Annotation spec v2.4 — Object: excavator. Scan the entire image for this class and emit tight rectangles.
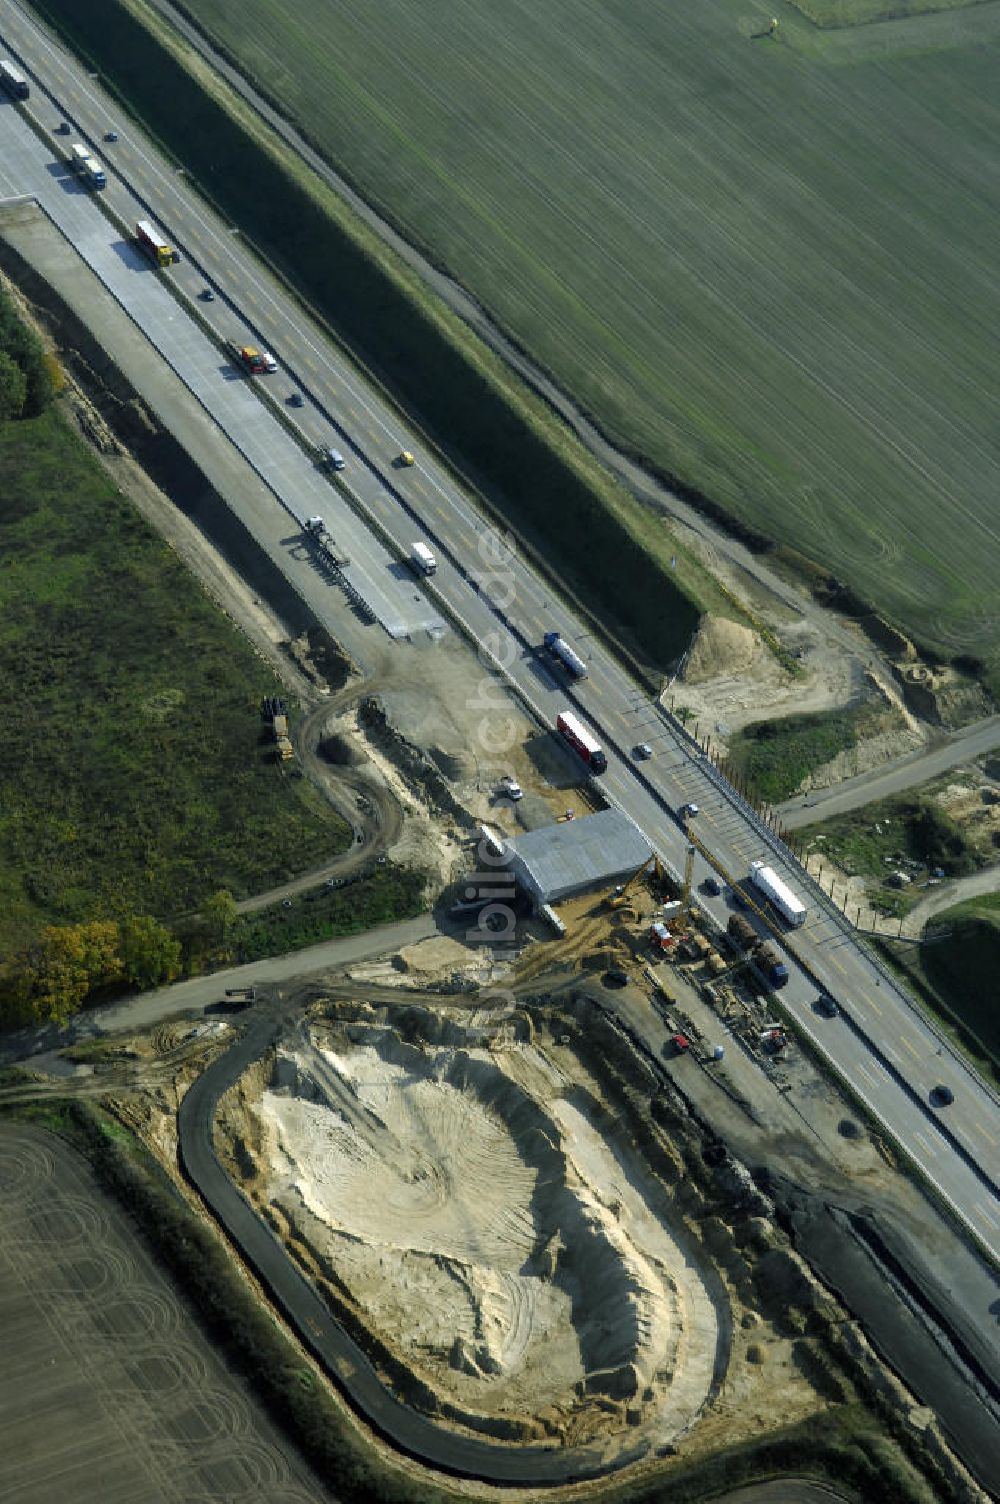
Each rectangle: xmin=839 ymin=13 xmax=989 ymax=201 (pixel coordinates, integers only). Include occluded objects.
xmin=607 ymin=854 xmax=667 ymax=910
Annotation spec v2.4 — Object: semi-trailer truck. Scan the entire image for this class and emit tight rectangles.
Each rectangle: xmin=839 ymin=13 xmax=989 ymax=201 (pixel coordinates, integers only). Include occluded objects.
xmin=556 ymin=711 xmax=607 ymax=774
xmin=0 ymin=60 xmax=29 ymax=99
xmin=754 ymin=944 xmax=790 ymax=990
xmin=227 ymin=340 xmax=277 ymax=374
xmin=543 ymin=631 xmax=588 ymax=679
xmin=135 ymin=219 xmax=180 ymax=266
xmin=69 ymin=142 xmax=106 ymax=189
xmin=727 ymin=913 xmax=789 ymax=988
xmin=304 ymin=515 xmax=349 ymax=569
xmin=410 ymin=541 xmax=437 ymax=576
xmin=749 ymin=860 xmax=806 ymax=927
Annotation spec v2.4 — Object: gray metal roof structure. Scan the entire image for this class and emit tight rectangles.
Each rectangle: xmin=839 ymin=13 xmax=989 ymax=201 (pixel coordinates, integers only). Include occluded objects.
xmin=503 ymin=809 xmax=651 ymax=907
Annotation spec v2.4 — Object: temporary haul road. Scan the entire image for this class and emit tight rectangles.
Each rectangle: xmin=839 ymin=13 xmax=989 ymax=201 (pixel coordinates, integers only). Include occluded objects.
xmin=0 ymin=2 xmax=998 ymax=1264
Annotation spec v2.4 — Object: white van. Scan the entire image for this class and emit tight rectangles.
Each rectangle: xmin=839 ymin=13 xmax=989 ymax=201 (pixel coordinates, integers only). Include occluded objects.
xmin=410 ymin=541 xmax=437 ymax=576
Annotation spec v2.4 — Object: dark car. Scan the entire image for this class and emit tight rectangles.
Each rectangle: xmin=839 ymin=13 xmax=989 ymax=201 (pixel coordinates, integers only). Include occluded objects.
xmin=288 ymin=392 xmax=304 ymax=407
xmin=930 ymin=1083 xmax=954 ymax=1107
xmin=702 ymin=876 xmax=722 ymax=897
xmin=815 ymin=995 xmax=838 ymax=1018
xmin=199 ymin=287 xmax=216 ymax=302
xmin=632 ymin=742 xmax=653 ymax=761
xmin=104 ymin=129 xmax=118 ymax=142
xmin=56 ymin=121 xmax=71 ymax=135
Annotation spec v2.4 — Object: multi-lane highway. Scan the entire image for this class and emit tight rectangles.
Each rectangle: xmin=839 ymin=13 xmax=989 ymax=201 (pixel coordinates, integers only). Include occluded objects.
xmin=0 ymin=0 xmax=997 ymax=1262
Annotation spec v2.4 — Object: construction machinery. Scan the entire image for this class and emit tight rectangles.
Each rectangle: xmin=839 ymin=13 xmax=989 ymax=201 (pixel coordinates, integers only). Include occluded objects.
xmin=725 ymin=914 xmax=789 ymax=988
xmin=608 ymin=854 xmax=666 ymax=909
xmin=305 ymin=514 xmax=350 ymax=569
xmin=272 ymin=713 xmax=294 ymax=762
xmin=680 ymin=843 xmax=696 ymax=921
xmin=261 ymin=697 xmax=294 ymax=762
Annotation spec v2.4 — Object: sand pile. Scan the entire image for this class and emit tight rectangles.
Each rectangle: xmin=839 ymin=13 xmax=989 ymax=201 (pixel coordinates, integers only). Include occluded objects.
xmin=239 ymin=1009 xmax=721 ymax=1446
xmin=682 ymin=615 xmax=757 ymax=684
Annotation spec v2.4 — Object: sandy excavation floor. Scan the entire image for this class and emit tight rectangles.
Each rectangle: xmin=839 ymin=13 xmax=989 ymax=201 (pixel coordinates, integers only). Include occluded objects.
xmin=221 ymin=1006 xmax=724 ymax=1448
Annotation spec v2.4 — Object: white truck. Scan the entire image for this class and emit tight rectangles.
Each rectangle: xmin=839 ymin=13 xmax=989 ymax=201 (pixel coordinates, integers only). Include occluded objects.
xmin=69 ymin=142 xmax=106 ymax=189
xmin=749 ymin=860 xmax=807 ymax=927
xmin=410 ymin=541 xmax=437 ymax=576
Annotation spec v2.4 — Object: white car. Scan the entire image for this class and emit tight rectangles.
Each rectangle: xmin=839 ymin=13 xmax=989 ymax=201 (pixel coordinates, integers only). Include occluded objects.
xmin=499 ymin=776 xmax=523 ymax=801
xmin=681 ymin=802 xmax=700 ymax=818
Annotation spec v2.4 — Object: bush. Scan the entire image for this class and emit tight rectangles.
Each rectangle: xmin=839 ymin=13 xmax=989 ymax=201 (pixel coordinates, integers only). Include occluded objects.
xmin=908 ymin=799 xmax=976 ymax=877
xmin=0 ymin=285 xmax=54 ymax=416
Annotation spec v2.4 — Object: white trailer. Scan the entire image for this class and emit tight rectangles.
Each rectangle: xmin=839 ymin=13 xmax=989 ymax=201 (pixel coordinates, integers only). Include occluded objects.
xmin=749 ymin=861 xmax=806 ymax=927
xmin=69 ymin=142 xmax=106 ymax=189
xmin=410 ymin=541 xmax=437 ymax=576
xmin=0 ymin=61 xmax=29 ymax=99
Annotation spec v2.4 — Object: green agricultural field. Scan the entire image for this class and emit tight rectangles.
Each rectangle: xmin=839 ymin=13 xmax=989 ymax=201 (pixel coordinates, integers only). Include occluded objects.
xmin=173 ymin=0 xmax=1000 ymax=689
xmin=0 ymin=409 xmax=349 ymax=953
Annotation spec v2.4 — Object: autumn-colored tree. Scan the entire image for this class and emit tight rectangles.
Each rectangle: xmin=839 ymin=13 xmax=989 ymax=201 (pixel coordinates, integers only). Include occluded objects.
xmin=119 ymin=915 xmax=182 ymax=990
xmin=17 ymin=921 xmax=123 ymax=1026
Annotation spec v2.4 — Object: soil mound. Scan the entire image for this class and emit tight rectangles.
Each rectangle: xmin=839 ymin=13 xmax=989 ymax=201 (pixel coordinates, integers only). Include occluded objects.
xmin=428 ymin=746 xmax=475 ymax=781
xmin=682 ymin=615 xmax=757 ymax=684
xmin=225 ymin=1007 xmax=722 ymax=1448
xmin=318 ymin=733 xmax=364 ymax=767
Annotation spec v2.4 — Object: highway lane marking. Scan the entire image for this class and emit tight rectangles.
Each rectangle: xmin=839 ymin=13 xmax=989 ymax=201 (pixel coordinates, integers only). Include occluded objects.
xmin=974 ymin=1200 xmax=999 ymax=1230
xmin=913 ymin=1131 xmax=933 ymax=1154
xmin=22 ymin=12 xmax=987 ymax=1191
xmin=900 ymin=1035 xmax=920 ymax=1059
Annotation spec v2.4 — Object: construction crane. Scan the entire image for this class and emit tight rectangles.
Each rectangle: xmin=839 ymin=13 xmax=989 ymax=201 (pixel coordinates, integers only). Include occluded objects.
xmin=681 ymin=843 xmax=696 ymax=918
xmin=608 ymin=854 xmax=664 ymax=909
xmin=684 ymin=824 xmax=758 ymax=911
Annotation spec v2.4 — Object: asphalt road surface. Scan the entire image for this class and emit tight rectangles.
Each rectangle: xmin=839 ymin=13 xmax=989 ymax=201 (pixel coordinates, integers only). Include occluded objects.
xmin=777 ymin=713 xmax=1000 ymax=830
xmin=0 ymin=0 xmax=997 ymax=1262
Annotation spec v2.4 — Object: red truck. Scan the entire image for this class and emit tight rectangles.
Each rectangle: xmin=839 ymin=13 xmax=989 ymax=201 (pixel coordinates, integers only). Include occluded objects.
xmin=228 ymin=340 xmax=277 ymax=375
xmin=556 ymin=710 xmax=607 ymax=774
xmin=135 ymin=218 xmax=180 ymax=267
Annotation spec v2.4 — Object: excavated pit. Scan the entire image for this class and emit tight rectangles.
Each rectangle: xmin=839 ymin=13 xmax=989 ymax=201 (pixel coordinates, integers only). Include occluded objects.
xmin=216 ymin=1005 xmax=724 ymax=1449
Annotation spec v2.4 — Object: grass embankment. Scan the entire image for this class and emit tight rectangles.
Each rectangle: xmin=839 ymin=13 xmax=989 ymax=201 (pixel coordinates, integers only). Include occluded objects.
xmin=726 ymin=704 xmax=883 ymax=804
xmin=32 ymin=0 xmax=722 ymax=678
xmin=108 ymin=0 xmax=1000 ymax=696
xmin=884 ymin=895 xmax=1000 ymax=1074
xmin=218 ymin=865 xmax=426 ymax=968
xmin=0 ymin=408 xmax=350 ymax=955
xmin=798 ymin=793 xmax=985 ymax=914
xmin=5 ymin=1097 xmax=937 ymax=1503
